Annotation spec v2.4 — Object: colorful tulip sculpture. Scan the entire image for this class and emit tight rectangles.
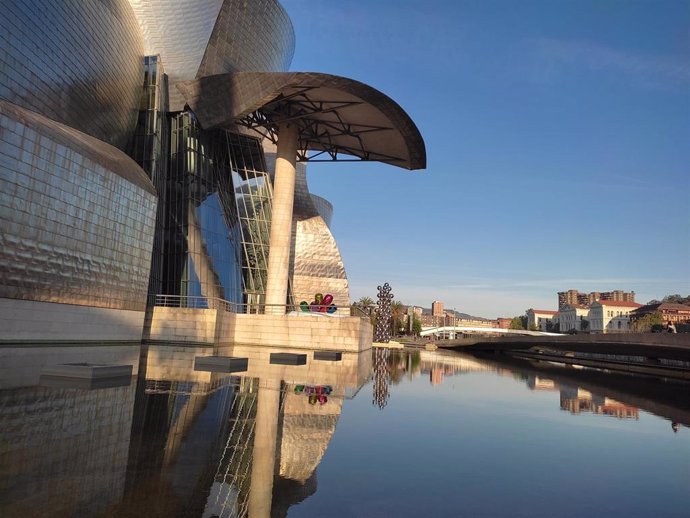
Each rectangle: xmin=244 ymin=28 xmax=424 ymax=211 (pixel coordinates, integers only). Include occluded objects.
xmin=299 ymin=292 xmax=337 ymax=314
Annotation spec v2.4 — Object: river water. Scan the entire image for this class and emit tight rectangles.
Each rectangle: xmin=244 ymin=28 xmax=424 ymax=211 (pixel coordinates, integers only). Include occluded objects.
xmin=1 ymin=345 xmax=688 ymax=517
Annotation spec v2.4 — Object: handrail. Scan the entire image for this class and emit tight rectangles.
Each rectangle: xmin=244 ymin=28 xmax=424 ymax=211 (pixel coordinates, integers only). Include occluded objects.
xmin=150 ymin=294 xmax=368 ymax=318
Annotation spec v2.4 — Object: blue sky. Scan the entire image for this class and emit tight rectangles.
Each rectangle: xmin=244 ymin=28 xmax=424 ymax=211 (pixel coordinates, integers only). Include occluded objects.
xmin=282 ymin=0 xmax=690 ymax=318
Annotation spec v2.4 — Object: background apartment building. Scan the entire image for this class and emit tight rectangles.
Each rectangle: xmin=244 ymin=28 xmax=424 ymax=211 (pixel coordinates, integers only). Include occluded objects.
xmin=558 ymin=290 xmax=635 ymax=310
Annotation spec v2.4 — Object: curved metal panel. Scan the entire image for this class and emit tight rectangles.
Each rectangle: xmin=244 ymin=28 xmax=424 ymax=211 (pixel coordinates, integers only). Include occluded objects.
xmin=128 ymin=0 xmax=295 ymax=110
xmin=177 ymin=72 xmax=426 ymax=170
xmin=197 ymin=0 xmax=295 ymax=75
xmin=0 ymin=102 xmax=157 ymax=311
xmin=128 ymin=0 xmax=224 ymax=108
xmin=0 ymin=0 xmax=143 ymax=150
xmin=309 ymin=194 xmax=333 ymax=229
xmin=291 ymin=216 xmax=350 ymax=308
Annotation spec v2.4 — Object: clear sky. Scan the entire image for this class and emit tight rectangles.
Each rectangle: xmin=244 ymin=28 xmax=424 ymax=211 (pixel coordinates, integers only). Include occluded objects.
xmin=281 ymin=0 xmax=690 ymax=318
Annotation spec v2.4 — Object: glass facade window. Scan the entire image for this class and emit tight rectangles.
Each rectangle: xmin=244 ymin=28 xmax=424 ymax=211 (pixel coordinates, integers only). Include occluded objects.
xmin=226 ymin=133 xmax=275 ymax=310
xmin=131 ymin=56 xmax=170 ymax=300
xmin=162 ymin=113 xmax=243 ymax=305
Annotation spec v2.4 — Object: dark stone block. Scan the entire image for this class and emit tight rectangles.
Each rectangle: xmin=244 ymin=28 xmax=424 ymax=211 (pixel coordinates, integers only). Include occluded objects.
xmin=39 ymin=375 xmax=132 ymax=390
xmin=269 ymin=353 xmax=307 ymax=366
xmin=41 ymin=363 xmax=133 ymax=379
xmin=313 ymin=351 xmax=342 ymax=361
xmin=194 ymin=356 xmax=248 ymax=373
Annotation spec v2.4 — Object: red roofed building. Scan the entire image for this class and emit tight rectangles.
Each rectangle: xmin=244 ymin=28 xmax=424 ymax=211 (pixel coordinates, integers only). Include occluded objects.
xmin=589 ymin=300 xmax=643 ymax=333
xmin=526 ymin=309 xmax=558 ymax=331
xmin=630 ymin=302 xmax=690 ymax=325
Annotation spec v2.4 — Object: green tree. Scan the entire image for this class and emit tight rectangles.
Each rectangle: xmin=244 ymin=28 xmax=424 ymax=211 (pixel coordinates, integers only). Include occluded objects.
xmin=391 ymin=301 xmax=405 ymax=335
xmin=509 ymin=316 xmax=527 ymax=330
xmin=353 ymin=296 xmax=375 ymax=319
xmin=631 ymin=312 xmax=663 ymax=332
xmin=662 ymin=294 xmax=689 ymax=304
xmin=529 ymin=324 xmax=539 ymax=331
xmin=412 ymin=315 xmax=422 ymax=335
xmin=647 ymin=294 xmax=690 ymax=305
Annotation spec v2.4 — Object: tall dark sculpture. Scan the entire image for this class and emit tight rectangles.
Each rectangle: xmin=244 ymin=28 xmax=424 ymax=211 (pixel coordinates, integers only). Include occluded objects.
xmin=374 ymin=283 xmax=394 ymax=343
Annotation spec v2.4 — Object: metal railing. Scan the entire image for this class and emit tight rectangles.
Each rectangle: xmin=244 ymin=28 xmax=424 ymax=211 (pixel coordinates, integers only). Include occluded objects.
xmin=150 ymin=294 xmax=369 ymax=318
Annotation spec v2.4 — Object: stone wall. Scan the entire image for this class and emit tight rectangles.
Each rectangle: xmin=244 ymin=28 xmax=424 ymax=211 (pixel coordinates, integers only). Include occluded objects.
xmin=0 ymin=299 xmax=146 ymax=343
xmin=146 ymin=307 xmax=373 ymax=352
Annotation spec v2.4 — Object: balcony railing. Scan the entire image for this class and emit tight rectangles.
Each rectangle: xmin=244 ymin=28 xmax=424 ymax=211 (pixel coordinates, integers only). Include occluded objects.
xmin=150 ymin=294 xmax=369 ymax=319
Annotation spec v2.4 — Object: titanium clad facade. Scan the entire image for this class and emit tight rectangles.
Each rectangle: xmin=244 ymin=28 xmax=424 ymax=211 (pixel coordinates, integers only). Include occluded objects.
xmin=0 ymin=0 xmax=143 ymax=151
xmin=309 ymin=194 xmax=333 ymax=228
xmin=128 ymin=0 xmax=225 ymax=89
xmin=1 ymin=0 xmax=422 ymax=326
xmin=0 ymin=102 xmax=157 ymax=312
xmin=197 ymin=0 xmax=295 ymax=75
xmin=129 ymin=0 xmax=295 ymax=110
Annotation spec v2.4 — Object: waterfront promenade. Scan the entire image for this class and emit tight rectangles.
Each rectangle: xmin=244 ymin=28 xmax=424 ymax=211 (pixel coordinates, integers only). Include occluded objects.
xmin=435 ymin=333 xmax=690 ymax=380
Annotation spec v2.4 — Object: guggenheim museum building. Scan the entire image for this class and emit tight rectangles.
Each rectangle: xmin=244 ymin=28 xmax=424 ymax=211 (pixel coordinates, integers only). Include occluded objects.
xmin=0 ymin=0 xmax=425 ymax=344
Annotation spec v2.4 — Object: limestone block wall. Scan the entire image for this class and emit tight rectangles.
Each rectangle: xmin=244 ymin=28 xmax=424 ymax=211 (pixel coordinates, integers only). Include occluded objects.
xmin=145 ymin=307 xmax=219 ymax=343
xmin=225 ymin=314 xmax=373 ymax=351
xmin=147 ymin=307 xmax=373 ymax=352
xmin=0 ymin=299 xmax=146 ymax=342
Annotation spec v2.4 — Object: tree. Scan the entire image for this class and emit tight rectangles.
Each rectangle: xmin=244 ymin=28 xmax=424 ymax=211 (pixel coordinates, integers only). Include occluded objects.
xmin=580 ymin=319 xmax=589 ymax=332
xmin=391 ymin=301 xmax=405 ymax=335
xmin=509 ymin=316 xmax=527 ymax=330
xmin=412 ymin=315 xmax=422 ymax=335
xmin=529 ymin=324 xmax=539 ymax=331
xmin=546 ymin=320 xmax=560 ymax=333
xmin=663 ymin=294 xmax=690 ymax=304
xmin=631 ymin=312 xmax=663 ymax=332
xmin=646 ymin=294 xmax=690 ymax=305
xmin=354 ymin=296 xmax=375 ymax=318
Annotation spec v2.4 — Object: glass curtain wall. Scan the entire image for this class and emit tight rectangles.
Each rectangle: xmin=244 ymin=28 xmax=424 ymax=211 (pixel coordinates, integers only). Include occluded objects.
xmin=225 ymin=134 xmax=275 ymax=312
xmin=132 ymin=76 xmax=284 ymax=311
xmin=130 ymin=55 xmax=169 ymax=300
xmin=164 ymin=113 xmax=243 ymax=305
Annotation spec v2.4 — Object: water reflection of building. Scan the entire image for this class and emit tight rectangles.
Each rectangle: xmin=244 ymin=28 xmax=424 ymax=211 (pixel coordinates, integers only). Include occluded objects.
xmin=117 ymin=344 xmax=370 ymax=518
xmin=527 ymin=376 xmax=558 ymax=391
xmin=560 ymin=387 xmax=639 ymax=419
xmin=0 ymin=359 xmax=136 ymax=517
xmin=418 ymin=350 xmax=495 ymax=385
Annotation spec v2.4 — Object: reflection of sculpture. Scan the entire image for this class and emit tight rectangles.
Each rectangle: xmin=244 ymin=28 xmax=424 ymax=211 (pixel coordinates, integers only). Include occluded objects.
xmin=373 ymin=347 xmax=391 ymax=410
xmin=294 ymin=384 xmax=333 ymax=405
xmin=374 ymin=283 xmax=394 ymax=343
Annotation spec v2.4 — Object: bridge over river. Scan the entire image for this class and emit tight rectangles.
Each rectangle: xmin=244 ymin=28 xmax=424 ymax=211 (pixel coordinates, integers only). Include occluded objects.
xmin=420 ymin=325 xmax=562 ymax=339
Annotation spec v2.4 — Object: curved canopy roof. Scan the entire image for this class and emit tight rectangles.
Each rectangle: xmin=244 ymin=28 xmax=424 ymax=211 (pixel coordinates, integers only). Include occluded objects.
xmin=176 ymin=72 xmax=426 ymax=170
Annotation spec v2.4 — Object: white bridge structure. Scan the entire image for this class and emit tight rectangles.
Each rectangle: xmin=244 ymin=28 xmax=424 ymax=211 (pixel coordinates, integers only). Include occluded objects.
xmin=420 ymin=326 xmax=563 ymax=339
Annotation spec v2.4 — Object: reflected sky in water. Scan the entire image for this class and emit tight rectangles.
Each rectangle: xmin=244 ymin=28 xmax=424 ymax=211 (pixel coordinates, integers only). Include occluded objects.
xmin=0 ymin=346 xmax=688 ymax=518
xmin=294 ymin=349 xmax=689 ymax=518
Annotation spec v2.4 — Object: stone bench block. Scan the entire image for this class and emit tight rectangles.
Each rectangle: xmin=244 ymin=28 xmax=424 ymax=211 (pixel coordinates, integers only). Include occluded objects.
xmin=41 ymin=363 xmax=133 ymax=379
xmin=313 ymin=351 xmax=342 ymax=361
xmin=269 ymin=353 xmax=307 ymax=366
xmin=194 ymin=356 xmax=248 ymax=373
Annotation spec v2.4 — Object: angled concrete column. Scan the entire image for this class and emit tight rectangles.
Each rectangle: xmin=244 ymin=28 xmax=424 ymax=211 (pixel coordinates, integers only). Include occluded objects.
xmin=248 ymin=378 xmax=281 ymax=518
xmin=265 ymin=122 xmax=298 ymax=314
